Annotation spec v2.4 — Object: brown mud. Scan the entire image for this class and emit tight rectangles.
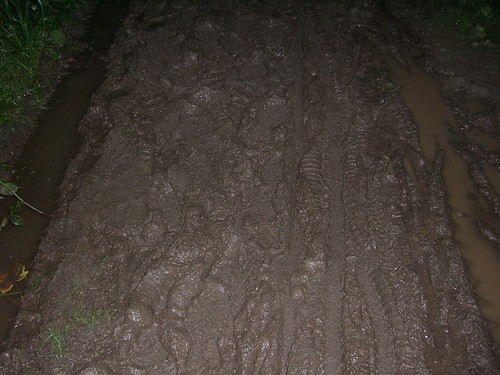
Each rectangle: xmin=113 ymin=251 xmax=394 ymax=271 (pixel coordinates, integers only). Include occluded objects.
xmin=1 ymin=0 xmax=499 ymax=374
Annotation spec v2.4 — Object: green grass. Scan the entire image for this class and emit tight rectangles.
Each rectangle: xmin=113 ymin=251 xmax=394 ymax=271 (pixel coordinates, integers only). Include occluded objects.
xmin=72 ymin=305 xmax=116 ymax=330
xmin=43 ymin=327 xmax=65 ymax=361
xmin=42 ymin=305 xmax=116 ymax=361
xmin=0 ymin=0 xmax=86 ymax=131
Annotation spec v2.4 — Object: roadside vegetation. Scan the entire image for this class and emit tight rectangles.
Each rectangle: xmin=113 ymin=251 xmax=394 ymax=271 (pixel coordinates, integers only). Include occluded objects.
xmin=419 ymin=0 xmax=499 ymax=46
xmin=0 ymin=0 xmax=88 ymax=132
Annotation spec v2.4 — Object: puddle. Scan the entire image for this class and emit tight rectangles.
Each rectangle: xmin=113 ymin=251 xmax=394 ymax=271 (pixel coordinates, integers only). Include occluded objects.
xmin=376 ymin=54 xmax=500 ymax=353
xmin=0 ymin=0 xmax=129 ymax=348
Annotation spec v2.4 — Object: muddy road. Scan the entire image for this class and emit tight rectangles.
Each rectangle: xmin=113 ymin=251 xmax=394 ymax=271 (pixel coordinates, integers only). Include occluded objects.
xmin=1 ymin=0 xmax=499 ymax=374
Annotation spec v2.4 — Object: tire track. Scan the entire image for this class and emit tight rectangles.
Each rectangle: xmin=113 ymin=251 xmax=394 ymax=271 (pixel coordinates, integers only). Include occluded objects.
xmin=284 ymin=4 xmax=347 ymax=375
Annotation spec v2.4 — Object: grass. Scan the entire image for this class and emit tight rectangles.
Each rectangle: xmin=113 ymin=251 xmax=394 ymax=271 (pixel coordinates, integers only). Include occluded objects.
xmin=72 ymin=304 xmax=116 ymax=330
xmin=0 ymin=0 xmax=87 ymax=131
xmin=43 ymin=327 xmax=64 ymax=361
xmin=42 ymin=304 xmax=116 ymax=361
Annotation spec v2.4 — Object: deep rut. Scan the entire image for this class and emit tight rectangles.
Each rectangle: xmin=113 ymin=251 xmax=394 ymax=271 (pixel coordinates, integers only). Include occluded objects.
xmin=1 ymin=1 xmax=498 ymax=374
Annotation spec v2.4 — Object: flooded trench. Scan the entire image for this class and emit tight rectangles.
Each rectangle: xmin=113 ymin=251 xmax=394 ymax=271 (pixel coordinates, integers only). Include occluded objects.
xmin=0 ymin=1 xmax=499 ymax=374
xmin=0 ymin=0 xmax=129 ymax=348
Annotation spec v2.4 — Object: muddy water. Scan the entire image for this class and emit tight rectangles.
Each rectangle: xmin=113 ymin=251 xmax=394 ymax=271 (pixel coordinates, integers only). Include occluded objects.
xmin=378 ymin=54 xmax=500 ymax=353
xmin=0 ymin=0 xmax=128 ymax=348
xmin=1 ymin=1 xmax=499 ymax=374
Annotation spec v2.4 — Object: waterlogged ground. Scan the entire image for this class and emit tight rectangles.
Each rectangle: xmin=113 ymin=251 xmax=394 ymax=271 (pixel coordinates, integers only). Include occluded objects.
xmin=1 ymin=0 xmax=499 ymax=374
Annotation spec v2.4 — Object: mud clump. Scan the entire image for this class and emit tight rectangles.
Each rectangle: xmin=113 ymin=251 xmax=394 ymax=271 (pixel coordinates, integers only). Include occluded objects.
xmin=1 ymin=0 xmax=499 ymax=374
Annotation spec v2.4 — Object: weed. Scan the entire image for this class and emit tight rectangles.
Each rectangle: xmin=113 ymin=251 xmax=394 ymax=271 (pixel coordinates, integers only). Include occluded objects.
xmin=41 ymin=304 xmax=115 ymax=362
xmin=0 ymin=0 xmax=87 ymax=130
xmin=0 ymin=179 xmax=46 ymax=231
xmin=73 ymin=305 xmax=116 ymax=330
xmin=1 ymin=0 xmax=46 ymax=76
xmin=418 ymin=0 xmax=499 ymax=46
xmin=43 ymin=327 xmax=64 ymax=361
xmin=445 ymin=1 xmax=498 ymax=46
xmin=0 ymin=0 xmax=48 ymax=129
xmin=422 ymin=227 xmax=430 ymax=237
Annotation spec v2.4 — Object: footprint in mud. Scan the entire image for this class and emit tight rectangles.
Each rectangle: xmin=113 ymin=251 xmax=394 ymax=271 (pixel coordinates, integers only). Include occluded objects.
xmin=157 ymin=272 xmax=204 ymax=373
xmin=117 ymin=204 xmax=222 ymax=373
xmin=115 ymin=298 xmax=177 ymax=374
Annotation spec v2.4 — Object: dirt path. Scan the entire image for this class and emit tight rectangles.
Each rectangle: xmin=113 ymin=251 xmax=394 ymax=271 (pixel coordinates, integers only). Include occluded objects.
xmin=1 ymin=1 xmax=499 ymax=374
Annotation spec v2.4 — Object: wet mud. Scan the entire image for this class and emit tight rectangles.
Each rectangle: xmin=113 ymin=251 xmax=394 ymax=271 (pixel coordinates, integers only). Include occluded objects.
xmin=1 ymin=1 xmax=499 ymax=374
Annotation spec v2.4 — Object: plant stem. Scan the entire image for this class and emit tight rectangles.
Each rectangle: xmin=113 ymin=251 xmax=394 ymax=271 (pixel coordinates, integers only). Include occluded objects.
xmin=0 ymin=181 xmax=46 ymax=216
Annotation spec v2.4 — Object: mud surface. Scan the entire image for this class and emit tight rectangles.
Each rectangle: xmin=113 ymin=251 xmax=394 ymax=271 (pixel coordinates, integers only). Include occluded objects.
xmin=1 ymin=1 xmax=499 ymax=374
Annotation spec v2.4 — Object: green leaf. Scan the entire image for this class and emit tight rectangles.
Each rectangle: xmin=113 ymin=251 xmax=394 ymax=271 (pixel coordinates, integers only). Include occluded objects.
xmin=48 ymin=29 xmax=66 ymax=47
xmin=9 ymin=214 xmax=24 ymax=226
xmin=0 ymin=217 xmax=9 ymax=231
xmin=480 ymin=6 xmax=492 ymax=18
xmin=9 ymin=201 xmax=23 ymax=214
xmin=0 ymin=182 xmax=18 ymax=196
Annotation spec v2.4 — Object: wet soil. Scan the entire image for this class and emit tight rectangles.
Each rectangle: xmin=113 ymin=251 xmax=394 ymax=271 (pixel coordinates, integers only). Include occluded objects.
xmin=1 ymin=0 xmax=499 ymax=374
xmin=0 ymin=0 xmax=129 ymax=349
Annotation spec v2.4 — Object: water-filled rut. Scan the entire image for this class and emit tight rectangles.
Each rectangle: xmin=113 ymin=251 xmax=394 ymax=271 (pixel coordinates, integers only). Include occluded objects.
xmin=1 ymin=1 xmax=498 ymax=374
xmin=0 ymin=0 xmax=128 ymax=349
xmin=377 ymin=49 xmax=500 ymax=354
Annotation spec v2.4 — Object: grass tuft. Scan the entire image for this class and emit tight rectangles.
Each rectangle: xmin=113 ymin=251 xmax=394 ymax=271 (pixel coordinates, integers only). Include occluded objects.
xmin=0 ymin=0 xmax=86 ymax=131
xmin=73 ymin=305 xmax=116 ymax=330
xmin=43 ymin=326 xmax=64 ymax=361
xmin=42 ymin=305 xmax=116 ymax=362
